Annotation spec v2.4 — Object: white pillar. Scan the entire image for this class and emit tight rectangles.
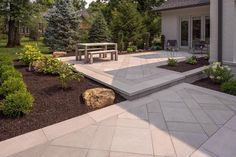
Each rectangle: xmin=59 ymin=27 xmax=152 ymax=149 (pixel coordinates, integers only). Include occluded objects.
xmin=209 ymin=0 xmax=219 ymax=62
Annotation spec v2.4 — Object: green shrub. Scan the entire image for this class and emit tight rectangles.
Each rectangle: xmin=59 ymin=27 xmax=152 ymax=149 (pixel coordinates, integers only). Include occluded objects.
xmin=127 ymin=46 xmax=137 ymax=53
xmin=0 ymin=68 xmax=22 ymax=83
xmin=167 ymin=58 xmax=178 ymax=66
xmin=58 ymin=63 xmax=83 ymax=89
xmin=186 ymin=56 xmax=197 ymax=65
xmin=0 ymin=55 xmax=12 ymax=67
xmin=18 ymin=45 xmax=42 ymax=71
xmin=0 ymin=77 xmax=27 ymax=96
xmin=221 ymin=80 xmax=236 ymax=96
xmin=0 ymin=65 xmax=14 ymax=77
xmin=203 ymin=62 xmax=234 ymax=84
xmin=1 ymin=91 xmax=34 ymax=117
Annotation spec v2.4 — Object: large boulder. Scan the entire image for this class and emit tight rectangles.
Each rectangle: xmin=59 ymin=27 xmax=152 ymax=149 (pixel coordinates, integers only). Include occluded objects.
xmin=83 ymin=88 xmax=115 ymax=109
xmin=53 ymin=51 xmax=67 ymax=58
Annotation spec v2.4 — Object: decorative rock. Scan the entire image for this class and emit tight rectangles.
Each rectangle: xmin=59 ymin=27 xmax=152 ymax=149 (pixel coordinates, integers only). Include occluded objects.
xmin=53 ymin=51 xmax=67 ymax=58
xmin=32 ymin=60 xmax=45 ymax=72
xmin=83 ymin=88 xmax=116 ymax=109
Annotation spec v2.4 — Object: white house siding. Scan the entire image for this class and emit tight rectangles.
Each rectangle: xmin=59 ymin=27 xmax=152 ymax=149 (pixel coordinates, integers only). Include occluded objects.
xmin=161 ymin=6 xmax=210 ymax=49
xmin=217 ymin=0 xmax=236 ymax=76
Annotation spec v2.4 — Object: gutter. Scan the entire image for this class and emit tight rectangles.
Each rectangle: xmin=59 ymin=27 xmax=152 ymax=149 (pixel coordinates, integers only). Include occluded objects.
xmin=218 ymin=0 xmax=223 ymax=62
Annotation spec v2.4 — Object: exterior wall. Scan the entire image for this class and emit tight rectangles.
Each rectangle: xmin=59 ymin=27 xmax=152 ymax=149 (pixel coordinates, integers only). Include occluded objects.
xmin=221 ymin=0 xmax=236 ymax=77
xmin=161 ymin=5 xmax=210 ymax=49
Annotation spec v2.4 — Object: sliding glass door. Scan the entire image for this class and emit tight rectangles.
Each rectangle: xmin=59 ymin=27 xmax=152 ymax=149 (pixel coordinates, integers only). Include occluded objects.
xmin=192 ymin=16 xmax=202 ymax=46
xmin=180 ymin=17 xmax=189 ymax=47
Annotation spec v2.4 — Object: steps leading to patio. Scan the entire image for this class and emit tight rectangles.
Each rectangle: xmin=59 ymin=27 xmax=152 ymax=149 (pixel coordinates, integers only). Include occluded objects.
xmin=75 ymin=64 xmax=206 ymax=100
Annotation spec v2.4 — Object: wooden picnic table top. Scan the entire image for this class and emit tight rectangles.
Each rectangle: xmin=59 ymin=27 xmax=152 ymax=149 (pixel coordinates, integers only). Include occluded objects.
xmin=77 ymin=43 xmax=117 ymax=46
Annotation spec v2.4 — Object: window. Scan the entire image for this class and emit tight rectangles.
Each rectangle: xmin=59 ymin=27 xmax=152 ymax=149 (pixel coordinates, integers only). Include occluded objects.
xmin=181 ymin=18 xmax=189 ymax=47
xmin=205 ymin=16 xmax=210 ymax=44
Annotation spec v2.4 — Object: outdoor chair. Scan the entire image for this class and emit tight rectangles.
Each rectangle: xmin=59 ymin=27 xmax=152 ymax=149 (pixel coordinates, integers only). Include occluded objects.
xmin=166 ymin=40 xmax=178 ymax=51
xmin=192 ymin=40 xmax=209 ymax=54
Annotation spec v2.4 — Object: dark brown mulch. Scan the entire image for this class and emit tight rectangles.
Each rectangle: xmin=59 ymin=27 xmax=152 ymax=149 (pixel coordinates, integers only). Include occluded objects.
xmin=159 ymin=57 xmax=209 ymax=73
xmin=0 ymin=62 xmax=125 ymax=142
xmin=193 ymin=78 xmax=221 ymax=92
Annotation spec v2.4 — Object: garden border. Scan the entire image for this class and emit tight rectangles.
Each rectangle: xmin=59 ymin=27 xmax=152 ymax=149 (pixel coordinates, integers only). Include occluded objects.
xmin=2 ymin=83 xmax=236 ymax=157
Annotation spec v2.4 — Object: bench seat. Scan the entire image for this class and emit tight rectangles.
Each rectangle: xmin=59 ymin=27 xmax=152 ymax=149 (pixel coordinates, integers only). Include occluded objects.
xmin=88 ymin=50 xmax=118 ymax=64
xmin=87 ymin=50 xmax=117 ymax=54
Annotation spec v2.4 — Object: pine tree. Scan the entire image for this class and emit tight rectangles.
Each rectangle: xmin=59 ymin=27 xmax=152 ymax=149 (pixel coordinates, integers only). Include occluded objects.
xmin=44 ymin=0 xmax=80 ymax=51
xmin=110 ymin=1 xmax=144 ymax=48
xmin=88 ymin=12 xmax=110 ymax=43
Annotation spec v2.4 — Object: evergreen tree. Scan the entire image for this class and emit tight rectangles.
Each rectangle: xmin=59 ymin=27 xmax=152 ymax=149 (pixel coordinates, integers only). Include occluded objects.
xmin=110 ymin=0 xmax=144 ymax=48
xmin=88 ymin=12 xmax=110 ymax=42
xmin=44 ymin=0 xmax=80 ymax=51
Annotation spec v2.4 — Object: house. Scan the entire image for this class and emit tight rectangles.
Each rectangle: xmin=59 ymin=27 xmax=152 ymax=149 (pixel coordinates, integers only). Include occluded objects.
xmin=154 ymin=0 xmax=236 ymax=75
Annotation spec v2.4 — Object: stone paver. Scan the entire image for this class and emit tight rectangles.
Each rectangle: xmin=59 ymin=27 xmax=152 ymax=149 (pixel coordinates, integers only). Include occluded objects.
xmin=6 ymin=83 xmax=236 ymax=157
xmin=111 ymin=127 xmax=153 ymax=155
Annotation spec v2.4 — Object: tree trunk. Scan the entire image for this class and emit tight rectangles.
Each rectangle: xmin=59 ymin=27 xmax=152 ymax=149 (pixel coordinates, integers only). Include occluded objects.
xmin=6 ymin=20 xmax=21 ymax=48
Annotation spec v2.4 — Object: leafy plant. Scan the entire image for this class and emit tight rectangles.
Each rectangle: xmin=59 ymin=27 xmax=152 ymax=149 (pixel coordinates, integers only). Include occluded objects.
xmin=58 ymin=63 xmax=83 ymax=89
xmin=203 ymin=62 xmax=234 ymax=84
xmin=127 ymin=45 xmax=137 ymax=53
xmin=18 ymin=45 xmax=42 ymax=71
xmin=186 ymin=56 xmax=197 ymax=65
xmin=221 ymin=80 xmax=236 ymax=96
xmin=1 ymin=91 xmax=34 ymax=117
xmin=167 ymin=58 xmax=178 ymax=66
xmin=36 ymin=56 xmax=62 ymax=74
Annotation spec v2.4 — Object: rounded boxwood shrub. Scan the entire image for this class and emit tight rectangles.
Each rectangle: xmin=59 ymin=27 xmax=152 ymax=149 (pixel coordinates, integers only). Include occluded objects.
xmin=1 ymin=91 xmax=34 ymax=117
xmin=0 ymin=55 xmax=12 ymax=66
xmin=0 ymin=65 xmax=15 ymax=77
xmin=0 ymin=68 xmax=22 ymax=83
xmin=221 ymin=80 xmax=236 ymax=96
xmin=0 ymin=77 xmax=27 ymax=96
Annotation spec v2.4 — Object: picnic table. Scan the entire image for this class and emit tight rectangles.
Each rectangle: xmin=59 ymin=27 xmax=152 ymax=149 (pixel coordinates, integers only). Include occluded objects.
xmin=75 ymin=43 xmax=118 ymax=64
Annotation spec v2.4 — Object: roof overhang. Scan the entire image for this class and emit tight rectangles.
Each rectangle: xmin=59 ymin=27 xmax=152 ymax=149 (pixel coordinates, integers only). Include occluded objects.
xmin=154 ymin=1 xmax=210 ymax=12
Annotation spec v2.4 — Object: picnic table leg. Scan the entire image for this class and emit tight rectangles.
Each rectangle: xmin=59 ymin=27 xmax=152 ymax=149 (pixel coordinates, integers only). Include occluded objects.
xmin=111 ymin=52 xmax=114 ymax=60
xmin=104 ymin=45 xmax=107 ymax=58
xmin=115 ymin=44 xmax=118 ymax=61
xmin=90 ymin=54 xmax=93 ymax=64
xmin=75 ymin=45 xmax=78 ymax=61
xmin=84 ymin=46 xmax=88 ymax=63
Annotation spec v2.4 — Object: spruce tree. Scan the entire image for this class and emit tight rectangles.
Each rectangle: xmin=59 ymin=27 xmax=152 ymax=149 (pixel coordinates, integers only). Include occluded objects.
xmin=88 ymin=12 xmax=110 ymax=43
xmin=110 ymin=1 xmax=144 ymax=48
xmin=44 ymin=0 xmax=80 ymax=51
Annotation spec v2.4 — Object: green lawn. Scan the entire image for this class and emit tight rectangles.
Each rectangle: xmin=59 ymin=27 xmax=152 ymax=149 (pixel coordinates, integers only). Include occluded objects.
xmin=0 ymin=37 xmax=50 ymax=60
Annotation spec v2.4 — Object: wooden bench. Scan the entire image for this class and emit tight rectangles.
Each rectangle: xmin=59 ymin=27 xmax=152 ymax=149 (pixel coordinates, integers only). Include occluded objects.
xmin=88 ymin=50 xmax=118 ymax=64
xmin=76 ymin=48 xmax=104 ymax=61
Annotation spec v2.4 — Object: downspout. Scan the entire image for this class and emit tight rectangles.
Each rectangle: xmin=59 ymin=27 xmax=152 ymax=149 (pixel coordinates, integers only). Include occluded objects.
xmin=218 ymin=0 xmax=223 ymax=62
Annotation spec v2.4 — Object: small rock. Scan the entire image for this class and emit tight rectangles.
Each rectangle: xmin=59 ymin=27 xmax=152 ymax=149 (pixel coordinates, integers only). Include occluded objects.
xmin=83 ymin=88 xmax=115 ymax=109
xmin=53 ymin=51 xmax=67 ymax=58
xmin=32 ymin=60 xmax=45 ymax=72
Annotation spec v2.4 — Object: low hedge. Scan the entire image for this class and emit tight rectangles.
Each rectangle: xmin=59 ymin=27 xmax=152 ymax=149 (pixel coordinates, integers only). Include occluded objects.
xmin=0 ymin=55 xmax=34 ymax=117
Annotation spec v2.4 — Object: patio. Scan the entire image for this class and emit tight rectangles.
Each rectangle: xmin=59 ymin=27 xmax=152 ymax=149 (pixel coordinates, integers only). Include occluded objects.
xmin=61 ymin=51 xmax=204 ymax=99
xmin=5 ymin=83 xmax=236 ymax=157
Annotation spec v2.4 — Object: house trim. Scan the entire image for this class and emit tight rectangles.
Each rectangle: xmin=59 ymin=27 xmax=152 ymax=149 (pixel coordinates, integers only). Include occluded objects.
xmin=154 ymin=3 xmax=210 ymax=12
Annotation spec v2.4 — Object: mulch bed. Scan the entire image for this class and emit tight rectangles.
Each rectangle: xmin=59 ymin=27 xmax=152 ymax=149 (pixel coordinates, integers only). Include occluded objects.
xmin=0 ymin=62 xmax=125 ymax=142
xmin=159 ymin=57 xmax=209 ymax=73
xmin=193 ymin=78 xmax=221 ymax=92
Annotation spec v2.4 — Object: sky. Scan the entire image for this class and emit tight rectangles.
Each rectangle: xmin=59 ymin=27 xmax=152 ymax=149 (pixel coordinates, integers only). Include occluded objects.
xmin=86 ymin=0 xmax=95 ymax=8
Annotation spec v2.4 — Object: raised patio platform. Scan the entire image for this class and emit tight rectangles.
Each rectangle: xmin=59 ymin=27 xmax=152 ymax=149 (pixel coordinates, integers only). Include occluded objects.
xmin=61 ymin=51 xmax=206 ymax=100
